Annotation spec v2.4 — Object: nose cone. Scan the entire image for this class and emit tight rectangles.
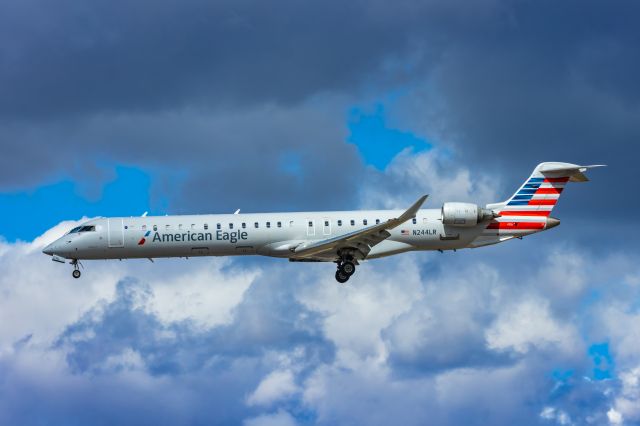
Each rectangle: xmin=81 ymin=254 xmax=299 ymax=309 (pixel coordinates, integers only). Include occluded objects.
xmin=546 ymin=217 xmax=561 ymax=230
xmin=42 ymin=243 xmax=55 ymax=256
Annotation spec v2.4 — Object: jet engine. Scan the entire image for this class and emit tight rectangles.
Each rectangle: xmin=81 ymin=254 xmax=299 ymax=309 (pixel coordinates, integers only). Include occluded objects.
xmin=441 ymin=202 xmax=497 ymax=227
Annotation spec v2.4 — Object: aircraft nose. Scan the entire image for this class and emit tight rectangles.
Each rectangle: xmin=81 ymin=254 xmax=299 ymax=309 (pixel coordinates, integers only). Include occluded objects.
xmin=42 ymin=243 xmax=55 ymax=256
xmin=545 ymin=217 xmax=561 ymax=230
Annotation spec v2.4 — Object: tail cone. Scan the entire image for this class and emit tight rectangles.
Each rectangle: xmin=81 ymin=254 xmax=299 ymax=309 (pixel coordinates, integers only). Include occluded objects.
xmin=545 ymin=217 xmax=560 ymax=229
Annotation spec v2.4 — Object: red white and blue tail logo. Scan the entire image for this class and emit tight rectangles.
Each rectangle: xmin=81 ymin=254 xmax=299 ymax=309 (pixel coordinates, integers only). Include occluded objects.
xmin=501 ymin=176 xmax=568 ymax=217
xmin=483 ymin=162 xmax=604 ymax=235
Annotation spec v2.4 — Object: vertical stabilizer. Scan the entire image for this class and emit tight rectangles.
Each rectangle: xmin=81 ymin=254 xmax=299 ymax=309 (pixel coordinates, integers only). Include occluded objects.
xmin=478 ymin=162 xmax=604 ymax=239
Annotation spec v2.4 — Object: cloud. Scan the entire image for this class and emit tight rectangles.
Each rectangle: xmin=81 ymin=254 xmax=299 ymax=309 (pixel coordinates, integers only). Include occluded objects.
xmin=244 ymin=410 xmax=298 ymax=426
xmin=2 ymin=198 xmax=640 ymax=425
xmin=610 ymin=366 xmax=640 ymax=424
xmin=358 ymin=148 xmax=499 ymax=210
xmin=485 ymin=297 xmax=579 ymax=355
xmin=247 ymin=369 xmax=298 ymax=407
xmin=2 ymin=0 xmax=635 ymax=247
xmin=148 ymin=258 xmax=258 ymax=330
xmin=2 ymin=140 xmax=639 ymax=426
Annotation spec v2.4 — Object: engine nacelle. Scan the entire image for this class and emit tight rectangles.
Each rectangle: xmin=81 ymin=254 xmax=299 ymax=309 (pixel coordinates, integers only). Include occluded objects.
xmin=441 ymin=202 xmax=496 ymax=227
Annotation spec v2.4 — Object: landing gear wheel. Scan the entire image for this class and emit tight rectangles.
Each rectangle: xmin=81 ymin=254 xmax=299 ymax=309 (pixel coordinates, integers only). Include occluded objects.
xmin=335 ymin=269 xmax=349 ymax=283
xmin=340 ymin=261 xmax=356 ymax=276
xmin=72 ymin=269 xmax=81 ymax=279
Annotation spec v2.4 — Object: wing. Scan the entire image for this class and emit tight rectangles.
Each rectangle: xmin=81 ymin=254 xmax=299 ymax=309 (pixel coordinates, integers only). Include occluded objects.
xmin=292 ymin=195 xmax=428 ymax=259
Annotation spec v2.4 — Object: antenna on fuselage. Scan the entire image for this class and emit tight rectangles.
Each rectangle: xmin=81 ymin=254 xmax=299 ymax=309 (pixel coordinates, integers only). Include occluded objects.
xmin=141 ymin=211 xmax=148 ymax=217
xmin=234 ymin=209 xmax=240 ymax=214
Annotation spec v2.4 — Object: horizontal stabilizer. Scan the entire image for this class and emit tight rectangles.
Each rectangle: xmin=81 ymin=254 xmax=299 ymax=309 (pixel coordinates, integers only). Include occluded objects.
xmin=538 ymin=164 xmax=606 ymax=182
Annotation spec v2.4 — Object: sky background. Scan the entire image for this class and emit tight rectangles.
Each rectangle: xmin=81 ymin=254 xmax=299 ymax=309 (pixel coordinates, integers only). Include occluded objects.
xmin=1 ymin=0 xmax=639 ymax=425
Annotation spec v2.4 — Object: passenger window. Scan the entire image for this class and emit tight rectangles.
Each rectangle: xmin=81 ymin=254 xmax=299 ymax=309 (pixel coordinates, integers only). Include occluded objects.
xmin=191 ymin=224 xmax=195 ymax=230
xmin=166 ymin=224 xmax=172 ymax=230
xmin=363 ymin=219 xmax=368 ymax=226
xmin=376 ymin=219 xmax=380 ymax=225
xmin=337 ymin=220 xmax=342 ymax=226
xmin=153 ymin=225 xmax=157 ymax=231
xmin=412 ymin=218 xmax=417 ymax=224
xmin=255 ymin=222 xmax=259 ymax=228
xmin=217 ymin=223 xmax=221 ymax=230
xmin=350 ymin=220 xmax=355 ymax=226
xmin=204 ymin=223 xmax=208 ymax=230
xmin=277 ymin=221 xmax=282 ymax=228
xmin=308 ymin=221 xmax=313 ymax=227
xmin=142 ymin=225 xmax=147 ymax=230
xmin=289 ymin=221 xmax=294 ymax=227
xmin=423 ymin=218 xmax=429 ymax=224
xmin=229 ymin=223 xmax=234 ymax=229
xmin=324 ymin=220 xmax=329 ymax=227
xmin=242 ymin=223 xmax=246 ymax=229
xmin=266 ymin=222 xmax=271 ymax=228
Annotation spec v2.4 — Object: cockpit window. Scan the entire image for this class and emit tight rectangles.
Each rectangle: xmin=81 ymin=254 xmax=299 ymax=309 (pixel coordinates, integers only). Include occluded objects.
xmin=69 ymin=225 xmax=96 ymax=234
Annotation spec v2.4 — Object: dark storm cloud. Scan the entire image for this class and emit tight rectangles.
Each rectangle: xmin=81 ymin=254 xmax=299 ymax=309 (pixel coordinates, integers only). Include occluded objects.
xmin=0 ymin=0 xmax=458 ymax=201
xmin=389 ymin=1 xmax=640 ymax=227
xmin=0 ymin=101 xmax=364 ymax=211
xmin=0 ymin=0 xmax=435 ymax=119
xmin=2 ymin=0 xmax=639 ymax=222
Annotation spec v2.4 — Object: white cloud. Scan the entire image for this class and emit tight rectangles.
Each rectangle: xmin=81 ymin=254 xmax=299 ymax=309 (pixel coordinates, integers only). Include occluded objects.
xmin=296 ymin=256 xmax=423 ymax=366
xmin=147 ymin=258 xmax=258 ymax=329
xmin=610 ymin=366 xmax=640 ymax=423
xmin=540 ymin=406 xmax=572 ymax=425
xmin=359 ymin=149 xmax=499 ymax=210
xmin=246 ymin=369 xmax=298 ymax=406
xmin=485 ymin=297 xmax=579 ymax=355
xmin=243 ymin=410 xmax=298 ymax=426
xmin=0 ymin=218 xmax=118 ymax=350
xmin=608 ymin=408 xmax=623 ymax=425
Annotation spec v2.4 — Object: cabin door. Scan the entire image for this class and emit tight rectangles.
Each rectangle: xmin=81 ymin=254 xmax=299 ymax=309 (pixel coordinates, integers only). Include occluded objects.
xmin=108 ymin=218 xmax=124 ymax=248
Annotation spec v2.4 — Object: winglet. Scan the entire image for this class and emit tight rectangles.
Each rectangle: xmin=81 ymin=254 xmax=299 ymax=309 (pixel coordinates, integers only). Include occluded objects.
xmin=396 ymin=195 xmax=428 ymax=223
xmin=292 ymin=194 xmax=428 ymax=257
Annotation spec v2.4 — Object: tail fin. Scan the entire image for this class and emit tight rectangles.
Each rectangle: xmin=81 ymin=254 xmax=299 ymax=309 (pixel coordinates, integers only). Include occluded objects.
xmin=488 ymin=162 xmax=605 ymax=217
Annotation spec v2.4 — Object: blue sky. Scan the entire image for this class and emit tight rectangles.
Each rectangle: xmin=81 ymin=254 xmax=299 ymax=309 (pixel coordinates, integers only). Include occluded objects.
xmin=1 ymin=1 xmax=639 ymax=425
xmin=348 ymin=103 xmax=431 ymax=170
xmin=1 ymin=166 xmax=154 ymax=241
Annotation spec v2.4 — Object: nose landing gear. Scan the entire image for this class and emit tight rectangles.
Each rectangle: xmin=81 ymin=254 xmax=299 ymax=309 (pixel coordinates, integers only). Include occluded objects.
xmin=71 ymin=259 xmax=82 ymax=279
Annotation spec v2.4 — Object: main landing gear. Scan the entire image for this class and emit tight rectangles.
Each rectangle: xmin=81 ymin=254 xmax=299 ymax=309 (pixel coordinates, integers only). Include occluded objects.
xmin=71 ymin=259 xmax=82 ymax=279
xmin=335 ymin=257 xmax=357 ymax=283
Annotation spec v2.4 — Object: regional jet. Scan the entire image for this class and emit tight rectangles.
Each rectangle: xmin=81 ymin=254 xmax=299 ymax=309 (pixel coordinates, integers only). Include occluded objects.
xmin=43 ymin=162 xmax=603 ymax=283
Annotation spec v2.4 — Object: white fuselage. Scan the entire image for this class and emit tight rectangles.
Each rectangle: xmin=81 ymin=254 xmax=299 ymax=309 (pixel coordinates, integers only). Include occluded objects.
xmin=43 ymin=207 xmax=551 ymax=263
xmin=41 ymin=161 xmax=600 ymax=282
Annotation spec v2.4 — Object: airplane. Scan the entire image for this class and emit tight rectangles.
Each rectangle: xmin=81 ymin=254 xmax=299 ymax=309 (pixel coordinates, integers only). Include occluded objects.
xmin=42 ymin=162 xmax=604 ymax=283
